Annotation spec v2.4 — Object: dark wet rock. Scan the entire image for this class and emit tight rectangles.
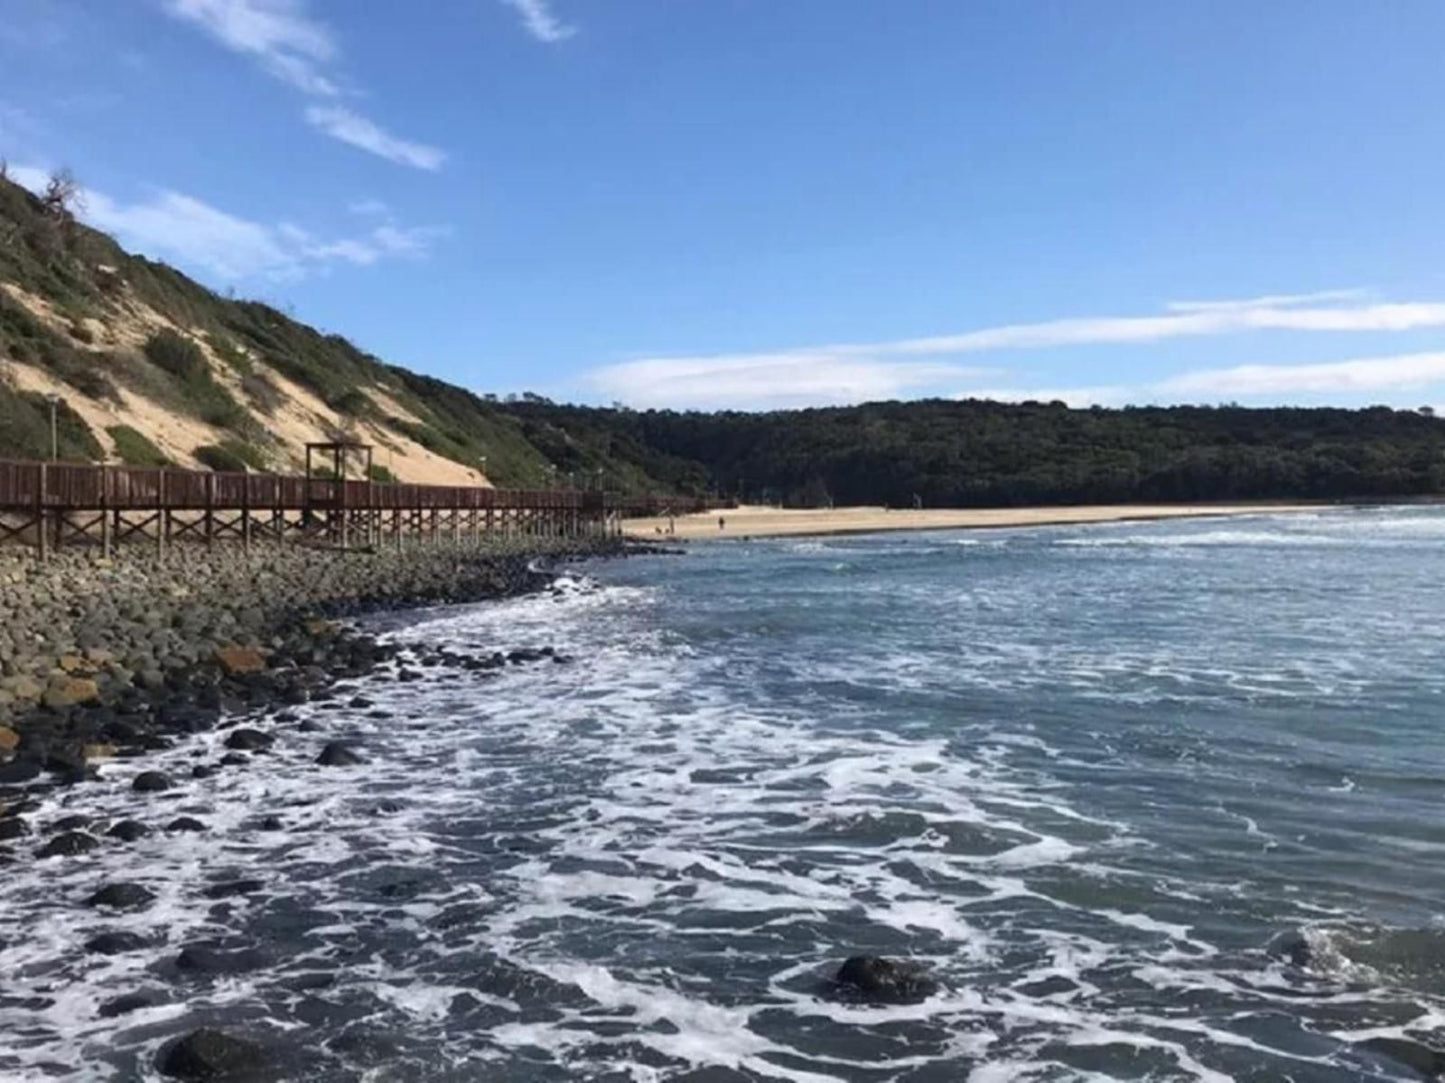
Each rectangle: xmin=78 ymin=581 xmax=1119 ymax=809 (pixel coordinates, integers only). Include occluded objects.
xmin=223 ymin=728 xmax=273 ymax=752
xmin=86 ymin=882 xmax=156 ymax=909
xmin=348 ymin=695 xmax=373 ymax=709
xmin=833 ymin=956 xmax=940 ymax=1003
xmin=1357 ymin=1036 xmax=1445 ymax=1077
xmin=316 ymin=741 xmax=364 ymax=767
xmin=255 ymin=815 xmax=284 ymax=831
xmin=190 ymin=764 xmax=216 ymax=779
xmin=157 ymin=1027 xmax=265 ymax=1079
xmin=107 ymin=819 xmax=150 ymax=841
xmin=369 ymin=799 xmax=403 ymax=815
xmin=203 ymin=879 xmax=265 ymax=899
xmin=166 ymin=816 xmax=207 ymax=833
xmin=219 ymin=752 xmax=249 ymax=767
xmin=1266 ymin=930 xmax=1312 ymax=968
xmin=1016 ymin=975 xmax=1079 ymax=998
xmin=85 ymin=931 xmax=151 ymax=955
xmin=283 ymin=971 xmax=336 ymax=992
xmin=273 ymin=711 xmax=299 ymax=724
xmin=0 ymin=759 xmax=42 ymax=784
xmin=37 ymin=831 xmax=100 ymax=858
xmin=132 ymin=770 xmax=172 ymax=793
xmin=0 ymin=816 xmax=30 ymax=840
xmin=689 ymin=768 xmax=748 ymax=785
xmin=50 ymin=814 xmax=91 ymax=833
xmin=175 ymin=944 xmax=268 ymax=974
xmin=99 ymin=990 xmax=164 ymax=1018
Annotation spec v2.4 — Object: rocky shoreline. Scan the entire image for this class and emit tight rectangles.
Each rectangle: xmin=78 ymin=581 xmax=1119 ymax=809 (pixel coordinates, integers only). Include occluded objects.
xmin=0 ymin=535 xmax=624 ymax=796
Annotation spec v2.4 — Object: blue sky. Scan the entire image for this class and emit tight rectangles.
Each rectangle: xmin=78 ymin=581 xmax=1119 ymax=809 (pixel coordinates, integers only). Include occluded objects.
xmin=5 ymin=1 xmax=1445 ymax=411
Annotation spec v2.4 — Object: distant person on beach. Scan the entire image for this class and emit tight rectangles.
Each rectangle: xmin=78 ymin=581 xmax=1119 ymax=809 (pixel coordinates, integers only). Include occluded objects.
xmin=718 ymin=516 xmax=726 ymax=530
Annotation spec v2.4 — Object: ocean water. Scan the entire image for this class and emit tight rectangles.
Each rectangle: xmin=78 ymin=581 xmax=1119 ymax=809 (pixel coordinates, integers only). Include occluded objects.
xmin=4 ymin=506 xmax=1445 ymax=1080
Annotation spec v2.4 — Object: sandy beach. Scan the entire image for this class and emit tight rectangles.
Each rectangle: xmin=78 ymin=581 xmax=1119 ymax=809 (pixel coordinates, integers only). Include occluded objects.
xmin=623 ymin=502 xmax=1323 ymax=540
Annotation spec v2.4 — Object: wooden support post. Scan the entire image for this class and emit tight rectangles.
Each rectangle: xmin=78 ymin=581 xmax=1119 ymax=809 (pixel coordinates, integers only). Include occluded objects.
xmin=101 ymin=465 xmax=112 ymax=558
xmin=204 ymin=472 xmax=215 ymax=545
xmin=157 ymin=469 xmax=168 ymax=560
xmin=36 ymin=462 xmax=47 ymax=560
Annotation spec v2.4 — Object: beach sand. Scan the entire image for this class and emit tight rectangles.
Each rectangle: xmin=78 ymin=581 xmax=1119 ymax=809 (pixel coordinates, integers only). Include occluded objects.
xmin=623 ymin=502 xmax=1322 ymax=540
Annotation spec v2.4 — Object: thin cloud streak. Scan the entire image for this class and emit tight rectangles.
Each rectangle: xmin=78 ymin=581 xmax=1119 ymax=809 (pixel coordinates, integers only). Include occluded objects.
xmin=9 ymin=165 xmax=445 ymax=281
xmin=500 ymin=0 xmax=576 ymax=42
xmin=590 ymin=355 xmax=987 ymax=411
xmin=305 ymin=106 xmax=445 ymax=171
xmin=163 ymin=0 xmax=339 ymax=96
xmin=593 ymin=293 xmax=1445 ymax=410
xmin=162 ymin=0 xmax=444 ymax=168
xmin=957 ymin=351 xmax=1445 ymax=408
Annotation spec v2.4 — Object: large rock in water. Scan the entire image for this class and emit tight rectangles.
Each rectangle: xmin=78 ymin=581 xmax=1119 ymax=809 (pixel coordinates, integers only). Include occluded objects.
xmin=157 ymin=1027 xmax=265 ymax=1079
xmin=833 ymin=955 xmax=940 ymax=1003
xmin=86 ymin=882 xmax=156 ymax=910
xmin=214 ymin=646 xmax=267 ymax=676
xmin=315 ymin=741 xmax=364 ymax=767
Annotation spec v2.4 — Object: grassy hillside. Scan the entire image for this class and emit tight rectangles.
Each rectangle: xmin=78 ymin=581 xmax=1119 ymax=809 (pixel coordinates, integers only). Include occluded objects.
xmin=3 ymin=169 xmax=1444 ymax=508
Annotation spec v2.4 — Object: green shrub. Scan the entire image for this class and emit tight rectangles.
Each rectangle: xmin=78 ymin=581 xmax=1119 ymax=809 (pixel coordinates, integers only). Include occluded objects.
xmin=141 ymin=329 xmax=247 ymax=429
xmin=67 ymin=321 xmax=94 ymax=344
xmin=367 ymin=464 xmax=396 ymax=483
xmin=9 ymin=391 xmax=104 ymax=461
xmin=108 ymin=424 xmax=170 ymax=466
xmin=329 ymin=388 xmax=372 ymax=417
xmin=143 ymin=329 xmax=206 ymax=380
xmin=194 ymin=440 xmax=267 ymax=472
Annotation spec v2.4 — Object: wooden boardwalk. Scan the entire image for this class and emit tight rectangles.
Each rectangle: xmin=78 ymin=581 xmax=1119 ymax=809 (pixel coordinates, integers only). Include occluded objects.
xmin=0 ymin=459 xmax=710 ymax=556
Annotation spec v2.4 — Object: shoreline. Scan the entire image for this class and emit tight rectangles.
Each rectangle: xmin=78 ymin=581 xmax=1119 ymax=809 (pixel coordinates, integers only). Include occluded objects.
xmin=0 ymin=536 xmax=627 ymax=796
xmin=623 ymin=500 xmax=1331 ymax=541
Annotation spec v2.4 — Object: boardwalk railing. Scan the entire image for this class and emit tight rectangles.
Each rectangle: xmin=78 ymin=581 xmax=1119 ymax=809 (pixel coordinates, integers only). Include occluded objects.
xmin=0 ymin=459 xmax=722 ymax=556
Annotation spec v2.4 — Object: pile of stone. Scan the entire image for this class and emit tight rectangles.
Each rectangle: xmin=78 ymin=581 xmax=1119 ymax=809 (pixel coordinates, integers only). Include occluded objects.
xmin=0 ymin=535 xmax=619 ymax=788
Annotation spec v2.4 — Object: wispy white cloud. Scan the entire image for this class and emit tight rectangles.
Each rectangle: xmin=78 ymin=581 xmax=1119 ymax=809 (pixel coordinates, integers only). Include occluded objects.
xmin=162 ymin=0 xmax=339 ymax=96
xmin=10 ymin=165 xmax=446 ymax=281
xmin=956 ymin=352 xmax=1445 ymax=409
xmin=588 ymin=354 xmax=987 ymax=411
xmin=588 ymin=292 xmax=1445 ymax=409
xmin=347 ymin=197 xmax=389 ymax=217
xmin=500 ymin=0 xmax=576 ymax=42
xmin=162 ymin=0 xmax=444 ymax=168
xmin=304 ymin=106 xmax=445 ymax=171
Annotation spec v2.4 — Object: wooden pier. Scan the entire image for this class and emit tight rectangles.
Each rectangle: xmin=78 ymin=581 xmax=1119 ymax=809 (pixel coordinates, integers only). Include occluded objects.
xmin=0 ymin=458 xmax=711 ymax=557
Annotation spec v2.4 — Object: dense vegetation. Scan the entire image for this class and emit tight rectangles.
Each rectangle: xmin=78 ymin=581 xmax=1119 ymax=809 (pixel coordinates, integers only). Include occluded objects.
xmin=502 ymin=399 xmax=1445 ymax=506
xmin=2 ymin=171 xmax=1444 ymax=506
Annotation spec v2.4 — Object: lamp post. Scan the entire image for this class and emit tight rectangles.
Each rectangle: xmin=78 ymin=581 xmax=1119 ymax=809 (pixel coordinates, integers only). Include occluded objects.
xmin=479 ymin=455 xmax=488 ymax=483
xmin=46 ymin=393 xmax=59 ymax=461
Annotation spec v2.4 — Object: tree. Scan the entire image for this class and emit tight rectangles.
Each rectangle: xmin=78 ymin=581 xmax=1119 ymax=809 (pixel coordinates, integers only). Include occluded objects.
xmin=41 ymin=169 xmax=82 ymax=218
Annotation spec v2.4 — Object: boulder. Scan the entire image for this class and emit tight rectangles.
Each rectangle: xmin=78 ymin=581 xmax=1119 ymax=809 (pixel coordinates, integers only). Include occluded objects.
xmin=86 ymin=882 xmax=156 ymax=909
xmin=107 ymin=820 xmax=150 ymax=842
xmin=0 ymin=816 xmax=30 ymax=840
xmin=82 ymin=742 xmax=117 ymax=763
xmin=0 ymin=726 xmax=18 ymax=753
xmin=202 ymin=879 xmax=265 ymax=899
xmin=132 ymin=771 xmax=173 ymax=793
xmin=175 ymin=945 xmax=267 ymax=974
xmin=214 ymin=646 xmax=266 ymax=676
xmin=833 ymin=956 xmax=940 ymax=1003
xmin=223 ymin=728 xmax=273 ymax=752
xmin=157 ymin=1028 xmax=265 ymax=1080
xmin=99 ymin=991 xmax=163 ymax=1018
xmin=85 ymin=931 xmax=150 ymax=955
xmin=166 ymin=816 xmax=206 ymax=833
xmin=43 ymin=677 xmax=99 ymax=709
xmin=37 ymin=831 xmax=100 ymax=858
xmin=316 ymin=742 xmax=364 ymax=767
xmin=2 ymin=675 xmax=44 ymax=702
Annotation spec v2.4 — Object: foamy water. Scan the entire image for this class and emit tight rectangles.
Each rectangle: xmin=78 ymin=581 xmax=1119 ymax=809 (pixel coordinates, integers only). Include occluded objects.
xmin=3 ymin=507 xmax=1445 ymax=1079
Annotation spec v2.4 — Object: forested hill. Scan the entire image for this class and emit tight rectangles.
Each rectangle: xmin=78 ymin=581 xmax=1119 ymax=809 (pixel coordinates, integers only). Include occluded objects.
xmin=2 ymin=169 xmax=1443 ymax=507
xmin=499 ymin=399 xmax=1445 ymax=507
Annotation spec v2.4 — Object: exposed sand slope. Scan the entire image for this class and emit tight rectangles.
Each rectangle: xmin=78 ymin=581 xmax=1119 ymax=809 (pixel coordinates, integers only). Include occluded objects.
xmin=1 ymin=285 xmax=490 ymax=486
xmin=624 ymin=502 xmax=1323 ymax=540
